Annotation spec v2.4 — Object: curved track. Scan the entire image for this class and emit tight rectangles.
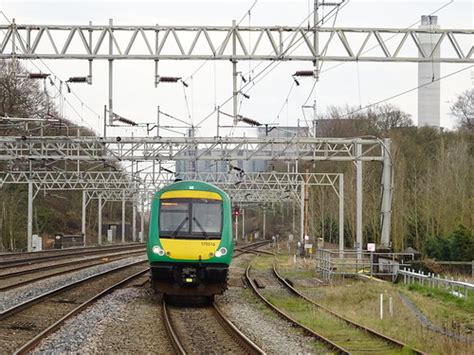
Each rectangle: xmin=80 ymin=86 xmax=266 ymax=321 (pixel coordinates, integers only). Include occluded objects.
xmin=272 ymin=259 xmax=425 ymax=354
xmin=245 ymin=261 xmax=347 ymax=353
xmin=245 ymin=254 xmax=425 ymax=354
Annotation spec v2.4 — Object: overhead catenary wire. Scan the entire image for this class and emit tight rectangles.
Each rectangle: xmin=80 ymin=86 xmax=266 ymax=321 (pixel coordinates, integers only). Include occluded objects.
xmin=300 ymin=1 xmax=344 ymax=126
xmin=197 ymin=1 xmax=348 ymax=128
xmin=272 ymin=81 xmax=296 ymax=125
xmin=244 ymin=0 xmax=452 ymax=130
xmin=318 ymin=0 xmax=455 ymax=76
xmin=182 ymin=0 xmax=259 ymax=83
xmin=242 ymin=1 xmax=348 ymax=98
xmin=0 ymin=11 xmax=102 ymax=133
xmin=340 ymin=65 xmax=473 ymax=119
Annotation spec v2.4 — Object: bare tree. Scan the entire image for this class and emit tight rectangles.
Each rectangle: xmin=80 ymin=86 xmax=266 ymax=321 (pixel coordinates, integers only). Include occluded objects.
xmin=450 ymin=89 xmax=473 ymax=131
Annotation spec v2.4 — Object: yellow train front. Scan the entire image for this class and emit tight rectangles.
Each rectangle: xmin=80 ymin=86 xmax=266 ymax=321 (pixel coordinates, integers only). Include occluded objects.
xmin=147 ymin=180 xmax=233 ymax=297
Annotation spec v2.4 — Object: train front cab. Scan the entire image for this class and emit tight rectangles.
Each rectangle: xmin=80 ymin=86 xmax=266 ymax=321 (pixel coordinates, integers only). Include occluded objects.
xmin=149 ymin=188 xmax=232 ymax=296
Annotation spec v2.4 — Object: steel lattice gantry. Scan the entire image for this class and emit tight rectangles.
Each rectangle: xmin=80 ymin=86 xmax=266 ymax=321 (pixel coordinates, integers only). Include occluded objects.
xmin=0 ymin=136 xmax=391 ymax=256
xmin=1 ymin=23 xmax=472 ymax=62
xmin=2 ymin=20 xmax=472 ymax=126
xmin=0 ymin=168 xmax=346 ymax=249
xmin=0 ymin=136 xmax=387 ymax=162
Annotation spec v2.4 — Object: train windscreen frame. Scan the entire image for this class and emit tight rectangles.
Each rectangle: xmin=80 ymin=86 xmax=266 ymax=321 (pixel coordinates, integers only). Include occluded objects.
xmin=159 ymin=198 xmax=222 ymax=239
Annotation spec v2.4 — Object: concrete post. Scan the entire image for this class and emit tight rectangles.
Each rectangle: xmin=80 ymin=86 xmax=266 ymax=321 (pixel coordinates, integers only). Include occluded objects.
xmin=140 ymin=198 xmax=145 ymax=242
xmin=132 ymin=202 xmax=137 ymax=242
xmin=27 ymin=181 xmax=33 ymax=252
xmin=356 ymin=140 xmax=363 ymax=259
xmin=338 ymin=174 xmax=344 ymax=257
xmin=234 ymin=212 xmax=238 ymax=241
xmin=300 ymin=181 xmax=305 ymax=242
xmin=381 ymin=138 xmax=392 ymax=248
xmin=122 ymin=191 xmax=126 ymax=243
xmin=82 ymin=191 xmax=87 ymax=245
xmin=292 ymin=201 xmax=296 ymax=233
xmin=242 ymin=208 xmax=245 ymax=240
xmin=98 ymin=194 xmax=103 ymax=245
xmin=263 ymin=208 xmax=266 ymax=240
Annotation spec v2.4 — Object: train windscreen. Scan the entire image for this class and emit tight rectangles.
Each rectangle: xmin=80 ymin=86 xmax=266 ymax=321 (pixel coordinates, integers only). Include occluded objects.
xmin=159 ymin=198 xmax=222 ymax=239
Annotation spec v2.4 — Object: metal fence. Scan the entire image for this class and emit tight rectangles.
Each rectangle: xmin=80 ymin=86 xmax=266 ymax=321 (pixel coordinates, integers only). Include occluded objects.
xmin=398 ymin=268 xmax=474 ymax=299
xmin=316 ymin=249 xmax=417 ymax=282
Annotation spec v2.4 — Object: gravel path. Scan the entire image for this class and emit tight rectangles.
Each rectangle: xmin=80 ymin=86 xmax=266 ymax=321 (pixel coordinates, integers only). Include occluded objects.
xmin=33 ymin=286 xmax=172 ymax=354
xmin=0 ymin=255 xmax=147 ymax=312
xmin=399 ymin=293 xmax=474 ymax=343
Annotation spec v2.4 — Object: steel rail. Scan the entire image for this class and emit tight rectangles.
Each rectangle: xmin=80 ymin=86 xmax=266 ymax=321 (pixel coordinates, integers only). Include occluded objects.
xmin=0 ymin=242 xmax=145 ymax=259
xmin=211 ymin=302 xmax=265 ymax=354
xmin=245 ymin=261 xmax=349 ymax=354
xmin=233 ymin=240 xmax=271 ymax=258
xmin=0 ymin=244 xmax=145 ymax=268
xmin=0 ymin=259 xmax=147 ymax=320
xmin=0 ymin=249 xmax=145 ymax=279
xmin=13 ymin=269 xmax=148 ymax=355
xmin=161 ymin=299 xmax=187 ymax=355
xmin=0 ymin=250 xmax=145 ymax=291
xmin=272 ymin=260 xmax=426 ymax=354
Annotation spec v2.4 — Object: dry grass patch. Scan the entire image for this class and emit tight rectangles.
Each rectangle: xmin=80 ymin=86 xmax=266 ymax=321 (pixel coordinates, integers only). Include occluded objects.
xmin=299 ymin=279 xmax=473 ymax=354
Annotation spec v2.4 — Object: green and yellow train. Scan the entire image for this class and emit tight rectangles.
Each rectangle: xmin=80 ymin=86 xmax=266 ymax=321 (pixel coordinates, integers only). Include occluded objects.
xmin=147 ymin=180 xmax=233 ymax=296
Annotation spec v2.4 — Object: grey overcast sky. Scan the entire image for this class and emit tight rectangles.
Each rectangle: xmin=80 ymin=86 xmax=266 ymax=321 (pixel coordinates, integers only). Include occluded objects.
xmin=1 ymin=0 xmax=472 ymax=136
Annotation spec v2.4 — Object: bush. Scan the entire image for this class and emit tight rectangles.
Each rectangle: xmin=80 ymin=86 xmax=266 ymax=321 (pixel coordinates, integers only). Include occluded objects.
xmin=425 ymin=225 xmax=474 ymax=261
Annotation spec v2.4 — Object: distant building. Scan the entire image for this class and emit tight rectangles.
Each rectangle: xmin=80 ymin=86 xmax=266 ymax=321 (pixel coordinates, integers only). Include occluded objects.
xmin=257 ymin=126 xmax=309 ymax=138
xmin=175 ymin=126 xmax=308 ymax=175
xmin=418 ymin=15 xmax=441 ymax=127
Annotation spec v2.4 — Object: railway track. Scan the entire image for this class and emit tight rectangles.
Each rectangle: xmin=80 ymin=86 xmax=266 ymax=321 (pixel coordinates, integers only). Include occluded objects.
xmin=246 ymin=255 xmax=425 ymax=354
xmin=0 ymin=259 xmax=148 ymax=354
xmin=162 ymin=298 xmax=264 ymax=354
xmin=233 ymin=240 xmax=271 ymax=257
xmin=0 ymin=249 xmax=146 ymax=291
xmin=0 ymin=243 xmax=145 ymax=269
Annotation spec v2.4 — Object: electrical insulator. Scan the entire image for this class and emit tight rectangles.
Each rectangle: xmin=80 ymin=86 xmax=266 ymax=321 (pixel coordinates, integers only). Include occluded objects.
xmin=293 ymin=70 xmax=314 ymax=77
xmin=28 ymin=73 xmax=50 ymax=79
xmin=238 ymin=115 xmax=262 ymax=126
xmin=66 ymin=76 xmax=88 ymax=83
xmin=159 ymin=76 xmax=181 ymax=83
xmin=114 ymin=116 xmax=137 ymax=126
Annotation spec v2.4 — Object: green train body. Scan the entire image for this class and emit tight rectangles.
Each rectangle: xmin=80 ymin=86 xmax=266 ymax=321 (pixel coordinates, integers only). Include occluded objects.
xmin=147 ymin=180 xmax=233 ymax=296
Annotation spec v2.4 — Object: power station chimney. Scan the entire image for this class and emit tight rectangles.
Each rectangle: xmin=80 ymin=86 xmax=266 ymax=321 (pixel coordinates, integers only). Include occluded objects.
xmin=418 ymin=15 xmax=441 ymax=127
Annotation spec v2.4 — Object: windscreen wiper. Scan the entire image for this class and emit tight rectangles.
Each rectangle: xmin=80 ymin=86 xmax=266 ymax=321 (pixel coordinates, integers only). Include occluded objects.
xmin=172 ymin=217 xmax=189 ymax=238
xmin=193 ymin=217 xmax=209 ymax=239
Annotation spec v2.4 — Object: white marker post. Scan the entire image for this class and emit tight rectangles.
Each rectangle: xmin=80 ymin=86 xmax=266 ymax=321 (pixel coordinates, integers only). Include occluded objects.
xmin=389 ymin=296 xmax=393 ymax=317
xmin=380 ymin=293 xmax=384 ymax=320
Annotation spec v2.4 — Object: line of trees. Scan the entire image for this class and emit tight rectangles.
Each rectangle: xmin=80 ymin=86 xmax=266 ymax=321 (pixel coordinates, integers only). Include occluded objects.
xmin=304 ymin=96 xmax=473 ymax=259
xmin=1 ymin=58 xmax=472 ymax=259
xmin=0 ymin=60 xmax=128 ymax=251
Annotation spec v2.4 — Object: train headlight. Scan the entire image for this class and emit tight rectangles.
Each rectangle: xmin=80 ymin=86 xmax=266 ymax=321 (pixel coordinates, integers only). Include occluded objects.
xmin=215 ymin=247 xmax=227 ymax=258
xmin=152 ymin=245 xmax=165 ymax=256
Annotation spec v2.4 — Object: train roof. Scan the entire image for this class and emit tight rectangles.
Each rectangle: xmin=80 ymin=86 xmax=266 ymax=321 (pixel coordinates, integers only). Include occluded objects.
xmin=154 ymin=180 xmax=230 ymax=200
